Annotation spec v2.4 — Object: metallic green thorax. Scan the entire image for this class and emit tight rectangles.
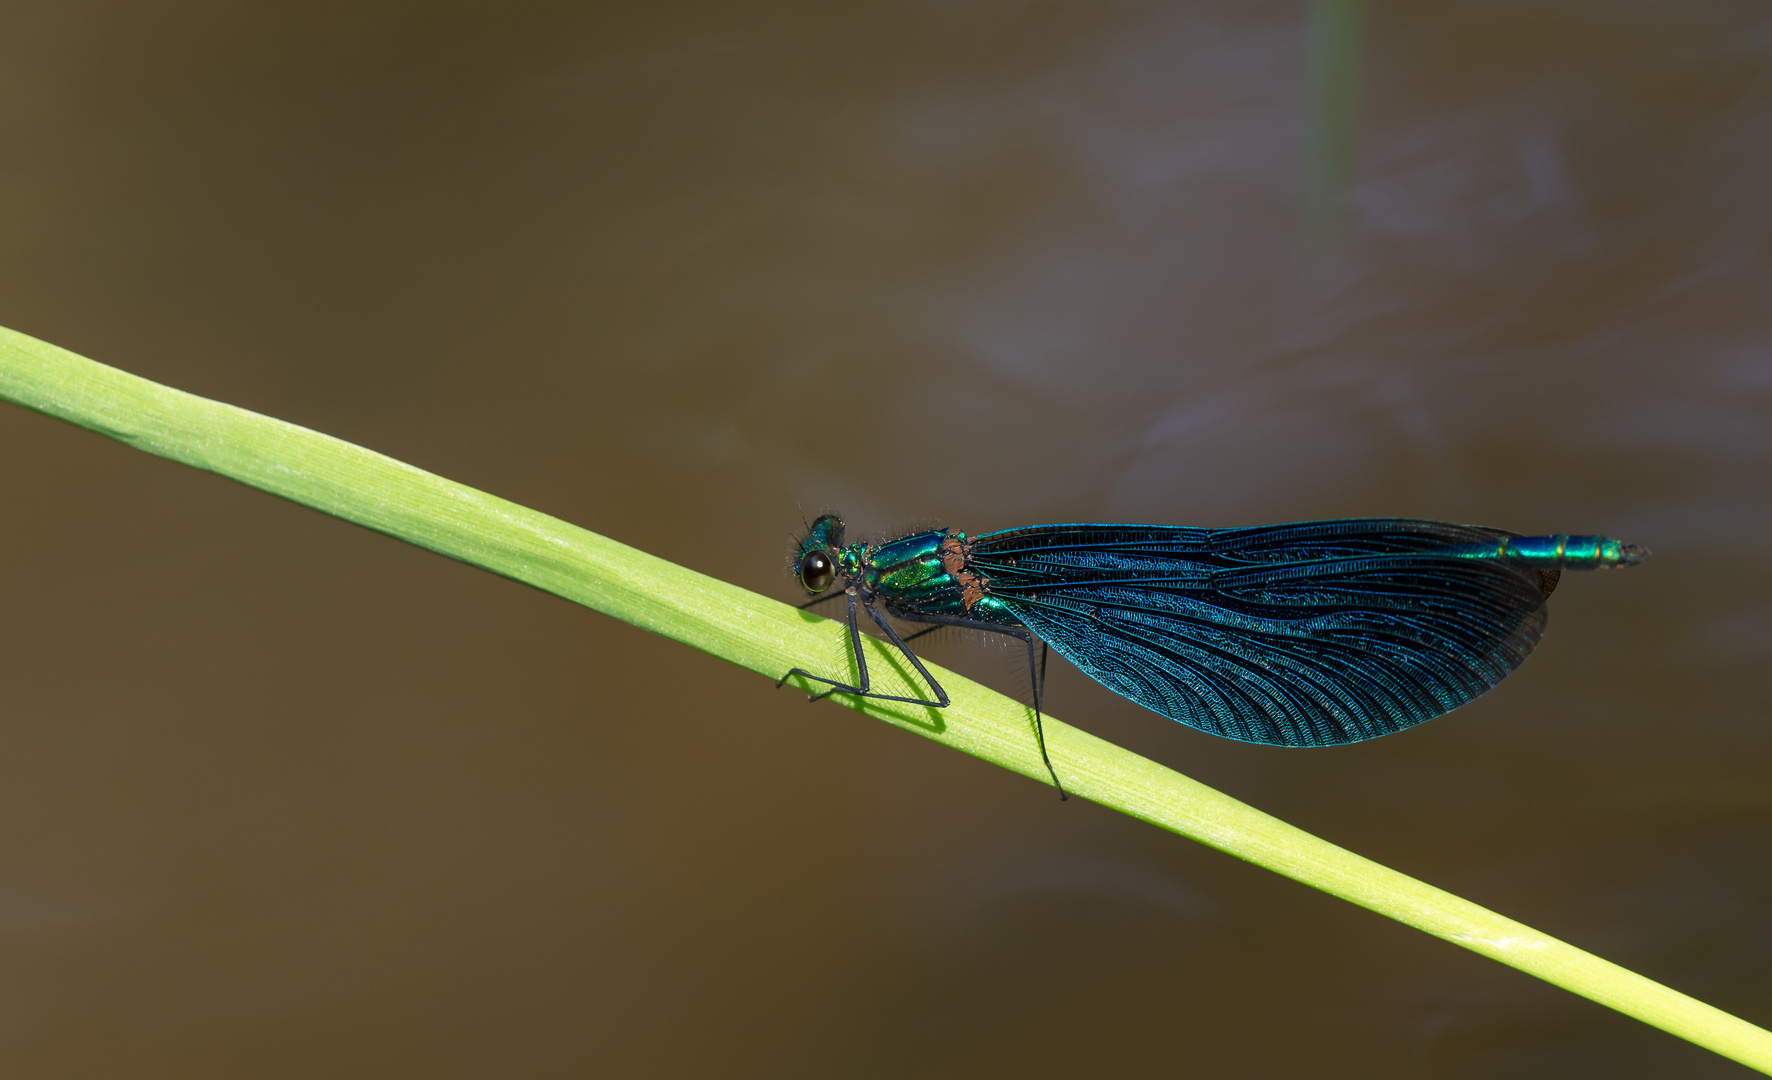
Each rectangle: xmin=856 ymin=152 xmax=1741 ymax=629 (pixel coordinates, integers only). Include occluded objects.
xmin=795 ymin=516 xmax=1019 ymax=626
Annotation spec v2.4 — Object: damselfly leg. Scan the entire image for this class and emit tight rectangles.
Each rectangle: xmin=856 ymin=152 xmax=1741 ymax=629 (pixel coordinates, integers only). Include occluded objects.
xmin=776 ymin=590 xmax=952 ymax=709
xmin=896 ymin=611 xmax=1064 ymax=798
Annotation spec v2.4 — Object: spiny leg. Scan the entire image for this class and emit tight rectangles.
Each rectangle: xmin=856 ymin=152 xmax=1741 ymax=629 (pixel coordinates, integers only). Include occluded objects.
xmin=778 ymin=589 xmax=871 ymax=701
xmin=889 ymin=610 xmax=1066 ymax=800
xmin=777 ymin=591 xmax=950 ymax=708
xmin=859 ymin=603 xmax=950 ymax=708
xmin=1021 ymin=631 xmax=1064 ymax=800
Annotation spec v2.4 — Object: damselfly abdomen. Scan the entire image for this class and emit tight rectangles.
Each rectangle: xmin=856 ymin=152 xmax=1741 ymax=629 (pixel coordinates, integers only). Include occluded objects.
xmin=779 ymin=516 xmax=1647 ymax=797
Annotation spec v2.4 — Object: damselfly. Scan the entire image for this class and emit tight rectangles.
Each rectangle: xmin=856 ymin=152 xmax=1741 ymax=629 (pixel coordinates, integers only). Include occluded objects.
xmin=778 ymin=516 xmax=1647 ymax=798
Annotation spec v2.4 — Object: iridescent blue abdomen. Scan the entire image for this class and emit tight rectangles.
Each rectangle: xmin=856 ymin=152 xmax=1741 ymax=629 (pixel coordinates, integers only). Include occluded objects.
xmin=1440 ymin=534 xmax=1648 ymax=569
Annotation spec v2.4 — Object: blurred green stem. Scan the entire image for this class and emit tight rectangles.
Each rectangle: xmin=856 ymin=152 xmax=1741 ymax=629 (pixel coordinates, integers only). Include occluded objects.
xmin=1 ymin=325 xmax=1767 ymax=1074
xmin=1303 ymin=0 xmax=1365 ymax=248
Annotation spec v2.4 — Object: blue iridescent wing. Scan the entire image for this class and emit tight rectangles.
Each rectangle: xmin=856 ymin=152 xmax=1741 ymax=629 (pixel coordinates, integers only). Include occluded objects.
xmin=968 ymin=520 xmax=1550 ymax=746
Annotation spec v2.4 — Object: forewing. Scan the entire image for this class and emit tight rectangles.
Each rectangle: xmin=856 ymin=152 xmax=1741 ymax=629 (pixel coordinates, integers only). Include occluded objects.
xmin=970 ymin=520 xmax=1548 ymax=745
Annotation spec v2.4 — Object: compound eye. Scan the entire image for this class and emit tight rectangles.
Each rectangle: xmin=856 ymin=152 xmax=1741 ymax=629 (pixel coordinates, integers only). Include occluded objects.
xmin=799 ymin=549 xmax=836 ymax=593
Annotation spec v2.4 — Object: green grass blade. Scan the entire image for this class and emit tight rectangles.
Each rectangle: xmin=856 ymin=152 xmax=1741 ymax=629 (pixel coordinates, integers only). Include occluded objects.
xmin=2 ymin=324 xmax=1767 ymax=1073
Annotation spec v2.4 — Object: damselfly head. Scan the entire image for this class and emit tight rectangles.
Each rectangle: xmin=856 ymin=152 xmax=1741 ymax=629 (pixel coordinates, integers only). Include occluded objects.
xmin=794 ymin=514 xmax=846 ymax=594
xmin=803 ymin=514 xmax=845 ymax=550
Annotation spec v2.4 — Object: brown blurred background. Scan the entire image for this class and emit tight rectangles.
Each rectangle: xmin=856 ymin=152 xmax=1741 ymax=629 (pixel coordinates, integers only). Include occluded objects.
xmin=2 ymin=2 xmax=1770 ymax=1076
